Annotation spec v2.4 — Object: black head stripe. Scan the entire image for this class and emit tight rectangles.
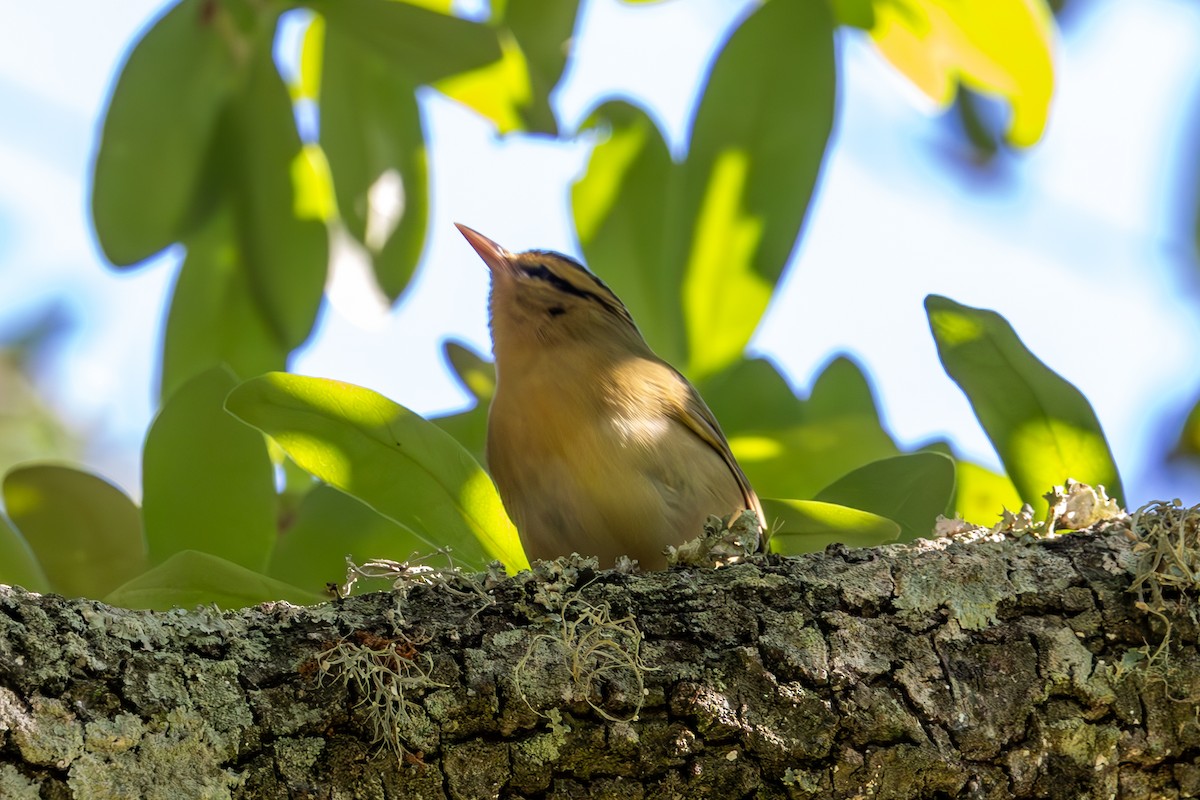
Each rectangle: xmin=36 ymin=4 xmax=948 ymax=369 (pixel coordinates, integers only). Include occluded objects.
xmin=521 ymin=251 xmax=634 ymax=326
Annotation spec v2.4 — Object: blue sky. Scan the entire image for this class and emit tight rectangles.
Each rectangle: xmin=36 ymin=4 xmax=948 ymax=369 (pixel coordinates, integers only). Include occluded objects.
xmin=1 ymin=0 xmax=1198 ymax=509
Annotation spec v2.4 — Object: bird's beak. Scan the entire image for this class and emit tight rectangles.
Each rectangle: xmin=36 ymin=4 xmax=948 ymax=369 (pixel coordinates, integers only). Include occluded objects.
xmin=456 ymin=224 xmax=516 ymax=276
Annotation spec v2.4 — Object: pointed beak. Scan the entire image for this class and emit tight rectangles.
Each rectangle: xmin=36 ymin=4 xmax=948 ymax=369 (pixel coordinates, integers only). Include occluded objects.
xmin=455 ymin=224 xmax=516 ymax=276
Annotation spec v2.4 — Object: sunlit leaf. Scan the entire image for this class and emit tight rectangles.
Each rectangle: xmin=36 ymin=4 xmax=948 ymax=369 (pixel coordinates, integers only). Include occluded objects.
xmin=926 ymin=295 xmax=1123 ymax=513
xmin=1172 ymin=397 xmax=1200 ymax=461
xmin=573 ymin=0 xmax=835 ymax=379
xmin=268 ymin=484 xmax=430 ymax=595
xmin=309 ymin=0 xmax=502 ymax=84
xmin=91 ymin=0 xmax=245 ymax=266
xmin=316 ymin=18 xmax=428 ymax=300
xmin=225 ymin=372 xmax=528 ymax=572
xmin=763 ymin=498 xmax=901 ymax=553
xmin=869 ymin=0 xmax=1056 ymax=146
xmin=814 ymin=452 xmax=955 ymax=541
xmin=443 ymin=339 xmax=496 ymax=403
xmin=3 ymin=465 xmax=146 ymax=598
xmin=105 ymin=550 xmax=324 ymax=611
xmin=221 ymin=27 xmax=328 ymax=350
xmin=0 ymin=510 xmax=51 ymax=592
xmin=954 ymin=459 xmax=1024 ymax=526
xmin=143 ymin=367 xmax=277 ymax=570
xmin=436 ymin=0 xmax=577 ymax=134
xmin=160 ymin=206 xmax=289 ymax=401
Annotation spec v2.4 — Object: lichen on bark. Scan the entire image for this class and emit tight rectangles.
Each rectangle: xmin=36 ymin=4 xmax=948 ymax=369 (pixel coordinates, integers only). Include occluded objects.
xmin=0 ymin=526 xmax=1197 ymax=799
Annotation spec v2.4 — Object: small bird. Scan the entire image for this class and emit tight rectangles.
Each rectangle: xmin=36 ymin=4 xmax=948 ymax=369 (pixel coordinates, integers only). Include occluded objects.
xmin=456 ymin=224 xmax=763 ymax=570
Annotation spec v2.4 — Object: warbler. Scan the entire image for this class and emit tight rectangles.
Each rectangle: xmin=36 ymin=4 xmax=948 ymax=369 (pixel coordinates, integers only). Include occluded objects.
xmin=456 ymin=224 xmax=763 ymax=570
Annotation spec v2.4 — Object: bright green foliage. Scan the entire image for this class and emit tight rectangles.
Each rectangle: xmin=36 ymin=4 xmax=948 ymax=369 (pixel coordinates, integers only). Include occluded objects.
xmin=160 ymin=208 xmax=290 ymax=400
xmin=105 ymin=550 xmax=324 ymax=611
xmin=307 ymin=18 xmax=428 ymax=300
xmin=267 ymin=485 xmax=430 ymax=596
xmin=431 ymin=340 xmax=495 ymax=463
xmin=143 ymin=367 xmax=278 ymax=570
xmin=225 ymin=372 xmax=528 ymax=572
xmin=926 ymin=295 xmax=1124 ymax=513
xmin=0 ymin=512 xmax=50 ymax=592
xmin=573 ymin=0 xmax=836 ymax=379
xmin=764 ymin=499 xmax=901 ymax=553
xmin=90 ymin=0 xmax=244 ymax=266
xmin=814 ymin=453 xmax=956 ymax=541
xmin=3 ymin=465 xmax=146 ymax=598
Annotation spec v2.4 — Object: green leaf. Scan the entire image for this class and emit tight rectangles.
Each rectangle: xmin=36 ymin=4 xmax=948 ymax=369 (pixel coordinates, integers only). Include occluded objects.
xmin=268 ymin=484 xmax=430 ymax=595
xmin=143 ymin=367 xmax=277 ymax=570
xmin=763 ymin=498 xmax=901 ymax=553
xmin=91 ymin=0 xmax=245 ymax=266
xmin=830 ymin=0 xmax=876 ymax=29
xmin=1172 ymin=396 xmax=1200 ymax=461
xmin=573 ymin=100 xmax=687 ymax=363
xmin=814 ymin=453 xmax=956 ymax=541
xmin=573 ymin=0 xmax=836 ymax=379
xmin=315 ymin=18 xmax=428 ymax=300
xmin=806 ymin=355 xmax=883 ymax=421
xmin=105 ymin=550 xmax=324 ymax=611
xmin=954 ymin=459 xmax=1024 ymax=526
xmin=225 ymin=373 xmax=528 ymax=572
xmin=696 ymin=356 xmax=804 ymax=435
xmin=0 ymin=512 xmax=51 ymax=592
xmin=443 ymin=339 xmax=495 ymax=403
xmin=2 ymin=465 xmax=146 ymax=598
xmin=160 ymin=206 xmax=289 ymax=400
xmin=221 ymin=24 xmax=329 ymax=350
xmin=309 ymin=0 xmax=503 ymax=84
xmin=925 ymin=295 xmax=1124 ymax=512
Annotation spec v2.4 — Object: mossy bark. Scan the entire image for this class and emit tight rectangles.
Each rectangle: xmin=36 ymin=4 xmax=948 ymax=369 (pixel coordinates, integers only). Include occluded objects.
xmin=1 ymin=529 xmax=1197 ymax=799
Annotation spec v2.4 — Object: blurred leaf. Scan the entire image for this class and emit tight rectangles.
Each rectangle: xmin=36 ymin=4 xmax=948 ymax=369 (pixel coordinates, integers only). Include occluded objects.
xmin=806 ymin=355 xmax=882 ymax=421
xmin=143 ymin=367 xmax=277 ymax=570
xmin=225 ymin=372 xmax=528 ymax=572
xmin=105 ymin=550 xmax=323 ymax=611
xmin=1172 ymin=397 xmax=1200 ymax=461
xmin=160 ymin=206 xmax=289 ymax=400
xmin=221 ymin=25 xmax=329 ymax=350
xmin=268 ymin=484 xmax=430 ymax=595
xmin=309 ymin=0 xmax=502 ymax=85
xmin=436 ymin=0 xmax=577 ymax=134
xmin=574 ymin=100 xmax=686 ymax=361
xmin=954 ymin=459 xmax=1024 ymax=526
xmin=0 ymin=512 xmax=50 ymax=592
xmin=696 ymin=357 xmax=804 ymax=434
xmin=91 ymin=0 xmax=246 ymax=266
xmin=444 ymin=339 xmax=496 ymax=403
xmin=869 ymin=0 xmax=1055 ymax=147
xmin=763 ymin=498 xmax=901 ymax=553
xmin=313 ymin=17 xmax=428 ymax=300
xmin=926 ymin=295 xmax=1123 ymax=513
xmin=831 ymin=0 xmax=876 ymax=29
xmin=432 ymin=340 xmax=495 ymax=459
xmin=814 ymin=453 xmax=955 ymax=541
xmin=574 ymin=0 xmax=835 ymax=379
xmin=3 ymin=464 xmax=146 ymax=598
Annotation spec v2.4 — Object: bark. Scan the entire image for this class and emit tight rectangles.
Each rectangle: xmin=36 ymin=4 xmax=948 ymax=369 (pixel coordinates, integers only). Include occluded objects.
xmin=0 ymin=528 xmax=1197 ymax=799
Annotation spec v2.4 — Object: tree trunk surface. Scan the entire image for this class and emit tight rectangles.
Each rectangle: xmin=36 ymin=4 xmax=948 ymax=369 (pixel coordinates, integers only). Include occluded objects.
xmin=0 ymin=528 xmax=1197 ymax=799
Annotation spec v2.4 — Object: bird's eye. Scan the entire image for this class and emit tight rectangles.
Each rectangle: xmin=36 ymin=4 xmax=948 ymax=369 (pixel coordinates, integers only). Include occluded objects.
xmin=547 ymin=306 xmax=566 ymax=317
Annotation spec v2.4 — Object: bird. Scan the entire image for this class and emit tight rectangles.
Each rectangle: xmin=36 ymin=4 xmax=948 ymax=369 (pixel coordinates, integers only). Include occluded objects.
xmin=456 ymin=223 xmax=763 ymax=570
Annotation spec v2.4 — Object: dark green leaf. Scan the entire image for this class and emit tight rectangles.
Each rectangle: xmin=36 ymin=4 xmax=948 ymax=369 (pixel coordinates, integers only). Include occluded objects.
xmin=143 ymin=367 xmax=277 ymax=570
xmin=91 ymin=0 xmax=246 ymax=266
xmin=814 ymin=453 xmax=956 ymax=541
xmin=503 ymin=0 xmax=579 ymax=133
xmin=443 ymin=339 xmax=495 ymax=403
xmin=696 ymin=357 xmax=804 ymax=435
xmin=318 ymin=21 xmax=428 ymax=300
xmin=105 ymin=550 xmax=324 ymax=611
xmin=763 ymin=498 xmax=901 ymax=553
xmin=806 ymin=355 xmax=882 ymax=421
xmin=225 ymin=373 xmax=527 ymax=571
xmin=160 ymin=206 xmax=289 ymax=401
xmin=0 ymin=512 xmax=50 ymax=592
xmin=925 ymin=295 xmax=1124 ymax=510
xmin=830 ymin=0 xmax=876 ymax=29
xmin=309 ymin=0 xmax=502 ymax=84
xmin=268 ymin=484 xmax=430 ymax=595
xmin=3 ymin=465 xmax=146 ymax=597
